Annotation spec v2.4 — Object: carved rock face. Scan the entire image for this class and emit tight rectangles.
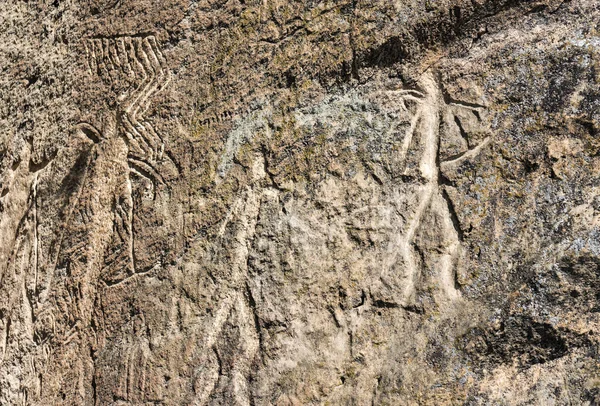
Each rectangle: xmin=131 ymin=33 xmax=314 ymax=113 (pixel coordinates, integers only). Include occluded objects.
xmin=1 ymin=1 xmax=600 ymax=405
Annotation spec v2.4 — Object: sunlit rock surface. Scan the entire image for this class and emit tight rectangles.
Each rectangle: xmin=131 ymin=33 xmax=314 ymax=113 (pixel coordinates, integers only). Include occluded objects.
xmin=1 ymin=0 xmax=599 ymax=404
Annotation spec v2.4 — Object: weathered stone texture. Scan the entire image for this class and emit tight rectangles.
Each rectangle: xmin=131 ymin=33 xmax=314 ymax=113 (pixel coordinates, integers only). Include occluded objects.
xmin=1 ymin=0 xmax=600 ymax=404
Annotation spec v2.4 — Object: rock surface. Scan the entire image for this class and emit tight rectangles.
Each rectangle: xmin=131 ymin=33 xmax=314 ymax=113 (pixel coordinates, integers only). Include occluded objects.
xmin=1 ymin=0 xmax=600 ymax=404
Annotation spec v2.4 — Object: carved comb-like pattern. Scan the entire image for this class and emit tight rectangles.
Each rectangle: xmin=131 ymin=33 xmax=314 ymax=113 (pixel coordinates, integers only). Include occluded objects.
xmin=84 ymin=35 xmax=171 ymax=163
xmin=77 ymin=35 xmax=174 ymax=286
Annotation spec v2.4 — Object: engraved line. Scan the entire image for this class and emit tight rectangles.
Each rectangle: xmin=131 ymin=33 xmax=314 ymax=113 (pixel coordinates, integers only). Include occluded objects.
xmin=127 ymin=156 xmax=166 ymax=185
xmin=126 ymin=38 xmax=153 ymax=115
xmin=83 ymin=41 xmax=93 ymax=74
xmin=131 ymin=38 xmax=158 ymax=120
xmin=87 ymin=40 xmax=98 ymax=75
xmin=124 ymin=37 xmax=148 ymax=114
xmin=440 ymin=136 xmax=491 ymax=169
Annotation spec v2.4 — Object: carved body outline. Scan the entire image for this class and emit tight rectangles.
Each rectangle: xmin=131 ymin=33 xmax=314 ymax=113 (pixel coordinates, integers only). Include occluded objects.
xmin=77 ymin=34 xmax=173 ymax=286
xmin=380 ymin=70 xmax=491 ymax=306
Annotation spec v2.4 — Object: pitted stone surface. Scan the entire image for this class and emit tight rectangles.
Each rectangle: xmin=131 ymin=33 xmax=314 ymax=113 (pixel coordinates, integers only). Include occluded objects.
xmin=1 ymin=1 xmax=600 ymax=404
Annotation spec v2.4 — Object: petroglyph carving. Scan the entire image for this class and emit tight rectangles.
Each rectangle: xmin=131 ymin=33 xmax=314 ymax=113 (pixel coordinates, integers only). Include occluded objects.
xmin=82 ymin=34 xmax=172 ymax=175
xmin=399 ymin=71 xmax=489 ymax=304
xmin=357 ymin=71 xmax=491 ymax=307
xmin=191 ymin=185 xmax=263 ymax=406
xmin=77 ymin=34 xmax=173 ymax=285
xmin=0 ymin=36 xmax=178 ymax=403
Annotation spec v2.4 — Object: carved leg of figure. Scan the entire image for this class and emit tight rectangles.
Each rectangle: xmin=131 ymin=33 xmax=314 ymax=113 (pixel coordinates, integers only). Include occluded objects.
xmin=400 ymin=70 xmax=442 ymax=305
xmin=230 ymin=294 xmax=260 ymax=406
xmin=48 ymin=134 xmax=130 ymax=403
xmin=102 ymin=175 xmax=136 ymax=285
xmin=397 ymin=183 xmax=435 ymax=307
xmin=191 ymin=187 xmax=262 ymax=405
xmin=429 ymin=191 xmax=461 ymax=302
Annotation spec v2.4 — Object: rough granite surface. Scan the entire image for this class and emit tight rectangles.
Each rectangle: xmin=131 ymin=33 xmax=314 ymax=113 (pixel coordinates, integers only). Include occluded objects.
xmin=1 ymin=0 xmax=600 ymax=404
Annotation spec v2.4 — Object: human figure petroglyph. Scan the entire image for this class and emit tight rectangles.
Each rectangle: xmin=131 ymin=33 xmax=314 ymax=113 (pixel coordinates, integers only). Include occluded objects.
xmin=190 ymin=188 xmax=262 ymax=406
xmin=0 ymin=34 xmax=178 ymax=404
xmin=189 ymin=156 xmax=269 ymax=406
xmin=369 ymin=70 xmax=491 ymax=307
xmin=45 ymin=34 xmax=176 ymax=403
xmin=77 ymin=34 xmax=174 ymax=285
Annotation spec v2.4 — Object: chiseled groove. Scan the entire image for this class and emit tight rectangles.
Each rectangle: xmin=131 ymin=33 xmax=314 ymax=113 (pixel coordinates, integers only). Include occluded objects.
xmin=117 ymin=38 xmax=134 ymax=79
xmin=124 ymin=37 xmax=148 ymax=115
xmin=125 ymin=37 xmax=151 ymax=115
xmin=83 ymin=41 xmax=93 ymax=74
xmin=131 ymin=38 xmax=158 ymax=120
xmin=132 ymin=120 xmax=160 ymax=161
xmin=113 ymin=206 xmax=128 ymax=244
xmin=127 ymin=155 xmax=166 ymax=185
xmin=117 ymin=203 xmax=132 ymax=236
xmin=142 ymin=122 xmax=164 ymax=159
xmin=124 ymin=39 xmax=161 ymax=160
xmin=120 ymin=114 xmax=145 ymax=148
xmin=122 ymin=115 xmax=153 ymax=157
xmin=96 ymin=39 xmax=110 ymax=79
xmin=151 ymin=36 xmax=171 ymax=92
xmin=122 ymin=130 xmax=147 ymax=158
xmin=108 ymin=39 xmax=122 ymax=69
xmin=440 ymin=137 xmax=491 ymax=168
xmin=137 ymin=37 xmax=165 ymax=117
xmin=102 ymin=39 xmax=115 ymax=72
xmin=88 ymin=40 xmax=98 ymax=74
xmin=104 ymin=39 xmax=121 ymax=86
xmin=103 ymin=244 xmax=125 ymax=265
xmin=117 ymin=39 xmax=139 ymax=102
xmin=398 ymin=107 xmax=422 ymax=168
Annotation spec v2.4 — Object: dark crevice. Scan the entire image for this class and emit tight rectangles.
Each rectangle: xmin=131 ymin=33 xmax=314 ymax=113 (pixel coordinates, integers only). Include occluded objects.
xmin=550 ymin=0 xmax=570 ymax=14
xmin=26 ymin=75 xmax=39 ymax=88
xmin=362 ymin=36 xmax=410 ymax=68
xmin=245 ymin=281 xmax=264 ymax=364
xmin=526 ymin=4 xmax=547 ymax=14
xmin=11 ymin=159 xmax=21 ymax=171
xmin=328 ymin=306 xmax=342 ymax=328
xmin=356 ymin=0 xmax=533 ymax=73
xmin=413 ymin=242 xmax=427 ymax=271
xmin=575 ymin=118 xmax=599 ymax=137
xmin=443 ymin=93 xmax=486 ymax=115
xmin=164 ymin=149 xmax=183 ymax=175
xmin=351 ymin=48 xmax=360 ymax=81
xmin=372 ymin=300 xmax=400 ymax=309
xmin=370 ymin=170 xmax=384 ymax=185
xmin=127 ymin=155 xmax=166 ymax=185
xmin=213 ymin=346 xmax=223 ymax=377
xmin=459 ymin=315 xmax=593 ymax=370
xmin=441 ymin=189 xmax=465 ymax=242
xmin=77 ymin=123 xmax=102 ymax=144
xmin=402 ymin=303 xmax=425 ymax=314
xmin=90 ymin=345 xmax=98 ymax=406
xmin=454 ymin=116 xmax=470 ymax=143
xmin=29 ymin=152 xmax=56 ymax=173
xmin=353 ymin=289 xmax=367 ymax=309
